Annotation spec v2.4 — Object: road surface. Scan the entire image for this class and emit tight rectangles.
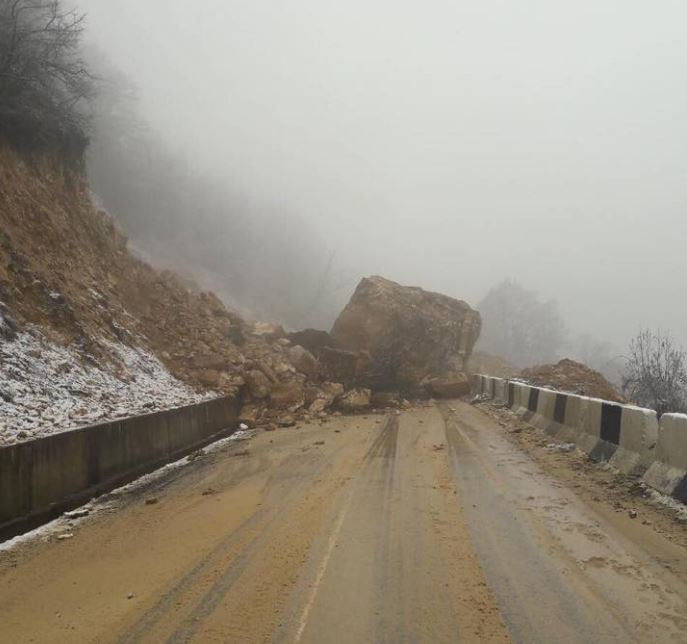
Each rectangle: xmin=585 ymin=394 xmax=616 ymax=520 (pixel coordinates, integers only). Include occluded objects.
xmin=1 ymin=401 xmax=687 ymax=643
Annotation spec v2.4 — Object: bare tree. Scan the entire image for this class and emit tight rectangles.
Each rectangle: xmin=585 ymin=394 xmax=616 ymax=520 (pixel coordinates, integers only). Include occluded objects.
xmin=621 ymin=329 xmax=687 ymax=416
xmin=0 ymin=0 xmax=92 ymax=153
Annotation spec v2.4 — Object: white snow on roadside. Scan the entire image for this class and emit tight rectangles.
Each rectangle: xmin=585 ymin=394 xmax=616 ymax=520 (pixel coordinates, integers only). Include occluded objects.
xmin=0 ymin=329 xmax=214 ymax=446
xmin=0 ymin=429 xmax=254 ymax=553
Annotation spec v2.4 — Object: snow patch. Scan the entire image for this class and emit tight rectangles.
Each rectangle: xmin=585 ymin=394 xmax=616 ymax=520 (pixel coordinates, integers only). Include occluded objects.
xmin=0 ymin=329 xmax=215 ymax=446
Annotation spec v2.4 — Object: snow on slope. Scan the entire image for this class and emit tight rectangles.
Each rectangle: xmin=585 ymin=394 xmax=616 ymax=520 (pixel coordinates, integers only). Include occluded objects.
xmin=0 ymin=328 xmax=214 ymax=446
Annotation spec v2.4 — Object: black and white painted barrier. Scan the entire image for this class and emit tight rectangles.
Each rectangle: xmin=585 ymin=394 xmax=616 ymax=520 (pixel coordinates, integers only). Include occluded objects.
xmin=471 ymin=374 xmax=687 ymax=503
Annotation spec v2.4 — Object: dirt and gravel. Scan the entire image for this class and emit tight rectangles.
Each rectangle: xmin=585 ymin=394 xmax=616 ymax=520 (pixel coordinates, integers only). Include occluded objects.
xmin=520 ymin=358 xmax=626 ymax=402
xmin=1 ymin=402 xmax=687 ymax=643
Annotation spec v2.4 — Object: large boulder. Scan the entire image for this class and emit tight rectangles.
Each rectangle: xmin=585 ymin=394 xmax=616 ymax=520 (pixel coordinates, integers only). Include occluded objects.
xmin=331 ymin=276 xmax=481 ymax=391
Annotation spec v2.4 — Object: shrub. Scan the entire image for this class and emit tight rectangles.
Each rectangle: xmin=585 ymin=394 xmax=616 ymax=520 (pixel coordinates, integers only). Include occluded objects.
xmin=0 ymin=0 xmax=92 ymax=156
xmin=621 ymin=329 xmax=687 ymax=416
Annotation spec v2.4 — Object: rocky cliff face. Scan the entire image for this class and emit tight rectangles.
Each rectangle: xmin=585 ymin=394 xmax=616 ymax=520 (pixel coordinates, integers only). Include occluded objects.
xmin=330 ymin=276 xmax=481 ymax=392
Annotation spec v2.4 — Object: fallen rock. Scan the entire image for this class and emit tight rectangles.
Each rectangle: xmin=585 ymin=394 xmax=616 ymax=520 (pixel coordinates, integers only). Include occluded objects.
xmin=238 ymin=403 xmax=262 ymax=427
xmin=198 ymin=368 xmax=221 ymax=388
xmin=425 ymin=372 xmax=470 ymax=398
xmin=309 ymin=398 xmax=328 ymax=414
xmin=245 ymin=369 xmax=272 ymax=399
xmin=371 ymin=391 xmax=400 ymax=408
xmin=308 ymin=381 xmax=345 ymax=414
xmin=330 ymin=276 xmax=481 ymax=391
xmin=251 ymin=321 xmax=285 ymax=340
xmin=319 ymin=346 xmax=370 ymax=389
xmin=288 ymin=345 xmax=319 ymax=379
xmin=338 ymin=388 xmax=372 ymax=412
xmin=270 ymin=380 xmax=305 ymax=411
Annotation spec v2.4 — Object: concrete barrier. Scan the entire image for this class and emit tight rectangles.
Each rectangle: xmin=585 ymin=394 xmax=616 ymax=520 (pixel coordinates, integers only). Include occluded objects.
xmin=0 ymin=395 xmax=240 ymax=541
xmin=475 ymin=372 xmax=669 ymax=495
xmin=643 ymin=413 xmax=687 ymax=501
xmin=526 ymin=387 xmax=558 ymax=434
xmin=610 ymin=406 xmax=658 ymax=475
xmin=512 ymin=382 xmax=532 ymax=414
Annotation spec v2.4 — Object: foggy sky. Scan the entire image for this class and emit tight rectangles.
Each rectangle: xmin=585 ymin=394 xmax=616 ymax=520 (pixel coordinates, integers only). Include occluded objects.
xmin=74 ymin=0 xmax=687 ymax=350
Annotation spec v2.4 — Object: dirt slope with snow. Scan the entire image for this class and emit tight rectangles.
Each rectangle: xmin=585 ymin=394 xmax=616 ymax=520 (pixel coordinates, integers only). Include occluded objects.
xmin=0 ymin=145 xmax=328 ymax=444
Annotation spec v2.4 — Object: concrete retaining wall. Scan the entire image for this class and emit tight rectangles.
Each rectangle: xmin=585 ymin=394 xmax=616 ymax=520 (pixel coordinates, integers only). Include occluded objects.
xmin=0 ymin=395 xmax=240 ymax=541
xmin=643 ymin=413 xmax=687 ymax=502
xmin=470 ymin=374 xmax=686 ymax=500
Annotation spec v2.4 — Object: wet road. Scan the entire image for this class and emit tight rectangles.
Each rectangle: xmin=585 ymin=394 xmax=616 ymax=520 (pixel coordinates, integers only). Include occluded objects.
xmin=1 ymin=402 xmax=686 ymax=643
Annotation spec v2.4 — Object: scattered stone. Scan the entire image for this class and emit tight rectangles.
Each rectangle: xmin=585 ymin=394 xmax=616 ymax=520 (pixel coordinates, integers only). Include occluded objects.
xmin=628 ymin=509 xmax=638 ymax=519
xmin=145 ymin=498 xmax=158 ymax=506
xmin=278 ymin=416 xmax=296 ymax=428
xmin=56 ymin=533 xmax=74 ymax=541
xmin=201 ymin=488 xmax=217 ymax=496
xmin=127 ymin=592 xmax=134 ymax=600
xmin=263 ymin=423 xmax=277 ymax=432
xmin=314 ymin=440 xmax=325 ymax=446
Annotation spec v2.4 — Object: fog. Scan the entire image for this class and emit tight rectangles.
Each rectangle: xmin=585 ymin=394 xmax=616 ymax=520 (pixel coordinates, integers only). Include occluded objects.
xmin=74 ymin=0 xmax=687 ymax=353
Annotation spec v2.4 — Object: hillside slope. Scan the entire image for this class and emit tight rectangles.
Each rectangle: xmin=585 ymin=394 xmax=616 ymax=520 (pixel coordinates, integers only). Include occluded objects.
xmin=0 ymin=146 xmax=320 ymax=443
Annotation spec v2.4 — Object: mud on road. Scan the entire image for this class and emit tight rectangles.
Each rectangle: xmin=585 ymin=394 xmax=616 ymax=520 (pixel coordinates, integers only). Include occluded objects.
xmin=1 ymin=402 xmax=687 ymax=643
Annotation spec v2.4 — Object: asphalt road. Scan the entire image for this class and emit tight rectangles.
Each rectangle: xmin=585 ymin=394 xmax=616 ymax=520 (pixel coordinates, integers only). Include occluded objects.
xmin=1 ymin=402 xmax=687 ymax=643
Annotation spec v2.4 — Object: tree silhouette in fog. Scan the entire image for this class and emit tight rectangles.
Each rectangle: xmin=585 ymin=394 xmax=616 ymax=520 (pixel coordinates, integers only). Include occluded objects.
xmin=477 ymin=279 xmax=565 ymax=368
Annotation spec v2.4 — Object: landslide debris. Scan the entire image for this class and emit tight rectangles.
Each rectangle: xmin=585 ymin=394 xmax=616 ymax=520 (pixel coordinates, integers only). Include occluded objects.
xmin=330 ymin=276 xmax=481 ymax=393
xmin=0 ymin=145 xmax=348 ymax=440
xmin=520 ymin=358 xmax=626 ymax=403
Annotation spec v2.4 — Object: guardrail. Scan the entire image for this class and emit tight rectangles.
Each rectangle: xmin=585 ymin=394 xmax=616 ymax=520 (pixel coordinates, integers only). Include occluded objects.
xmin=0 ymin=395 xmax=240 ymax=541
xmin=472 ymin=375 xmax=686 ymax=503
